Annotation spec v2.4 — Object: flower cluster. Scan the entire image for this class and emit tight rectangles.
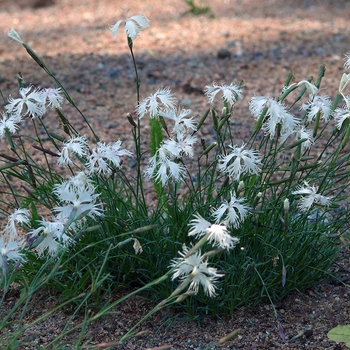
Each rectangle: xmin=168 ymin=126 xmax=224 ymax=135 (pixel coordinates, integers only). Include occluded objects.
xmin=0 ymin=84 xmax=63 ymax=141
xmin=0 ymin=66 xmax=131 ymax=264
xmin=24 ymin=176 xmax=103 ymax=257
xmin=2 ymin=188 xmax=99 ymax=265
xmin=205 ymin=83 xmax=242 ymax=107
xmin=0 ymin=209 xmax=30 ymax=273
xmin=169 ymin=192 xmax=248 ymax=296
xmin=5 ymin=85 xmax=63 ymax=120
xmin=58 ymin=136 xmax=133 ymax=176
xmin=169 ymin=245 xmax=224 ymax=297
xmin=144 ymin=102 xmax=198 ymax=186
xmin=170 ymin=211 xmax=241 ymax=297
xmin=0 ymin=171 xmax=104 ymax=268
xmin=249 ymin=96 xmax=299 ymax=140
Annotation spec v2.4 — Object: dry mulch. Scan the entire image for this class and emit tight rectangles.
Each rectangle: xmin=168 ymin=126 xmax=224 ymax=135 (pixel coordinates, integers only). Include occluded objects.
xmin=1 ymin=0 xmax=350 ymax=348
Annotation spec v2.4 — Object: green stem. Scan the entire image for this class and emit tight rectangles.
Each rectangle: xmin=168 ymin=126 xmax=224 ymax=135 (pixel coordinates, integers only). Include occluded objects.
xmin=21 ymin=43 xmax=100 ymax=143
xmin=127 ymin=37 xmax=146 ymax=211
xmin=119 ymin=295 xmax=176 ymax=342
xmin=91 ymin=272 xmax=170 ymax=321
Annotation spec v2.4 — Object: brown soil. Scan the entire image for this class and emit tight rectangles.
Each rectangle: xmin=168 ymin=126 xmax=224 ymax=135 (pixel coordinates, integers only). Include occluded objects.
xmin=1 ymin=0 xmax=350 ymax=349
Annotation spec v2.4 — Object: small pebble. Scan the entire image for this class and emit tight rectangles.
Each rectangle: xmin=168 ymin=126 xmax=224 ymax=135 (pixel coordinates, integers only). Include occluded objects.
xmin=217 ymin=48 xmax=231 ymax=59
xmin=179 ymin=98 xmax=192 ymax=107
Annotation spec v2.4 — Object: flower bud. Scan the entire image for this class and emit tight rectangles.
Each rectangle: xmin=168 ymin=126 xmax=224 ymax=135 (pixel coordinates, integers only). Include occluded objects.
xmin=126 ymin=113 xmax=137 ymax=127
xmin=8 ymin=28 xmax=24 ymax=44
xmin=222 ymin=106 xmax=228 ymax=116
xmin=201 ymin=142 xmax=217 ymax=156
xmin=237 ymin=180 xmax=245 ymax=193
xmin=253 ymin=192 xmax=262 ymax=207
xmin=195 ymin=108 xmax=210 ymax=133
xmin=283 ymin=198 xmax=290 ymax=214
xmin=175 ymin=291 xmax=196 ymax=303
xmin=211 ymin=108 xmax=218 ymax=130
xmin=283 ymin=199 xmax=290 ymax=232
xmin=339 ymin=73 xmax=350 ymax=94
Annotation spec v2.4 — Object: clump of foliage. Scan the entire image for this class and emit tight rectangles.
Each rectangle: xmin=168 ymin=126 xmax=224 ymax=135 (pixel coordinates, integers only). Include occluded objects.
xmin=182 ymin=0 xmax=213 ymax=16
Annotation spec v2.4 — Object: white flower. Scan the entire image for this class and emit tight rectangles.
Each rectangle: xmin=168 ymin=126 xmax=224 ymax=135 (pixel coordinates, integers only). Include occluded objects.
xmin=87 ymin=148 xmax=109 ymax=175
xmin=188 ymin=213 xmax=239 ymax=250
xmin=5 ymin=208 xmax=30 ymax=239
xmin=218 ymin=143 xmax=261 ymax=180
xmin=0 ymin=113 xmax=21 ymax=138
xmin=5 ymin=85 xmax=46 ymax=119
xmin=211 ymin=192 xmax=250 ymax=228
xmin=160 ymin=108 xmax=197 ymax=135
xmin=301 ymin=95 xmax=332 ymax=122
xmin=169 ymin=245 xmax=224 ymax=297
xmin=292 ymin=182 xmax=332 ymax=212
xmin=205 ymin=83 xmax=242 ymax=107
xmin=35 ymin=235 xmax=60 ymax=256
xmin=57 ymin=136 xmax=89 ymax=165
xmin=342 ymin=94 xmax=350 ymax=109
xmin=339 ymin=73 xmax=350 ymax=94
xmin=8 ymin=28 xmax=24 ymax=44
xmin=136 ymin=88 xmax=176 ymax=119
xmin=296 ymin=126 xmax=314 ymax=152
xmin=29 ymin=219 xmax=72 ymax=256
xmin=67 ymin=171 xmax=94 ymax=191
xmin=249 ymin=96 xmax=299 ymax=140
xmin=132 ymin=238 xmax=143 ymax=255
xmin=344 ymin=53 xmax=350 ymax=70
xmin=53 ymin=183 xmax=103 ymax=219
xmin=41 ymin=88 xmax=64 ymax=109
xmin=110 ymin=14 xmax=150 ymax=40
xmin=296 ymin=80 xmax=318 ymax=96
xmin=87 ymin=140 xmax=132 ymax=175
xmin=163 ymin=134 xmax=197 ymax=158
xmin=0 ymin=238 xmax=24 ymax=272
xmin=334 ymin=105 xmax=350 ymax=130
xmin=144 ymin=145 xmax=186 ymax=186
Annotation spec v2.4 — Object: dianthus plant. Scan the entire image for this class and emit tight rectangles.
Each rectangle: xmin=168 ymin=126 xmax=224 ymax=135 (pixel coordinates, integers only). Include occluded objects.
xmin=1 ymin=15 xmax=349 ymax=330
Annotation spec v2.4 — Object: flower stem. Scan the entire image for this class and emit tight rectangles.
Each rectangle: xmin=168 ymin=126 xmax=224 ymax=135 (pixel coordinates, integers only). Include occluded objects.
xmin=20 ymin=42 xmax=100 ymax=143
xmin=127 ymin=37 xmax=146 ymax=211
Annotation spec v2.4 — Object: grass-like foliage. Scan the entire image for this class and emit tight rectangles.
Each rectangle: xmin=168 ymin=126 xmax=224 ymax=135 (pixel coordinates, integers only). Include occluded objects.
xmin=182 ymin=0 xmax=213 ymax=16
xmin=0 ymin=13 xmax=349 ymax=348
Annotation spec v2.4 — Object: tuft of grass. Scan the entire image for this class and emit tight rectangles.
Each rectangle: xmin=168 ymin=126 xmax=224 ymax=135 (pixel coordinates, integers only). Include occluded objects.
xmin=182 ymin=0 xmax=213 ymax=16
